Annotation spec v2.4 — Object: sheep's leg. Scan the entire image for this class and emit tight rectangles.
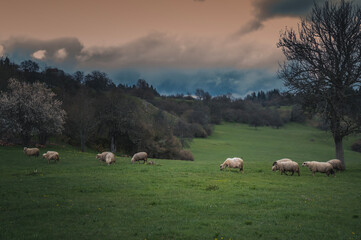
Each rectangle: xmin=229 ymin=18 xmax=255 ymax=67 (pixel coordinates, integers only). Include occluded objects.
xmin=291 ymin=171 xmax=294 ymax=176
xmin=312 ymin=172 xmax=315 ymax=176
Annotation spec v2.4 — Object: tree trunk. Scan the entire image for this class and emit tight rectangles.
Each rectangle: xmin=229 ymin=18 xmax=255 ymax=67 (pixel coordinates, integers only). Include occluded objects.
xmin=110 ymin=135 xmax=116 ymax=153
xmin=22 ymin=134 xmax=31 ymax=147
xmin=38 ymin=133 xmax=48 ymax=145
xmin=334 ymin=136 xmax=345 ymax=170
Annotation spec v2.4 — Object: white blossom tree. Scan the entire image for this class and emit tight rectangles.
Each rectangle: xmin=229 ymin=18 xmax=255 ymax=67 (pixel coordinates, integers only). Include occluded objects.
xmin=0 ymin=78 xmax=66 ymax=145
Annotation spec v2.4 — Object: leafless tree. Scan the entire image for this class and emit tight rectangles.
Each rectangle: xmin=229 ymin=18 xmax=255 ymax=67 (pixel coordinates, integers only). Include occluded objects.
xmin=277 ymin=0 xmax=361 ymax=169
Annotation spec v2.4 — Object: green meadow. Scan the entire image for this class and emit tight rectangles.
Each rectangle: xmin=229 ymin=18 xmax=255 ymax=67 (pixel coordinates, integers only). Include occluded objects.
xmin=0 ymin=123 xmax=360 ymax=240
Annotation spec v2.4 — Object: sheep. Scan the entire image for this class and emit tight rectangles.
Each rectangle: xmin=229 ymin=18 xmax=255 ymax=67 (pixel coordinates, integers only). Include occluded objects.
xmin=302 ymin=161 xmax=335 ymax=176
xmin=220 ymin=157 xmax=244 ymax=173
xmin=272 ymin=161 xmax=300 ymax=176
xmin=42 ymin=151 xmax=60 ymax=164
xmin=96 ymin=152 xmax=116 ymax=165
xmin=131 ymin=152 xmax=148 ymax=164
xmin=23 ymin=147 xmax=40 ymax=157
xmin=272 ymin=158 xmax=292 ymax=166
xmin=327 ymin=159 xmax=343 ymax=171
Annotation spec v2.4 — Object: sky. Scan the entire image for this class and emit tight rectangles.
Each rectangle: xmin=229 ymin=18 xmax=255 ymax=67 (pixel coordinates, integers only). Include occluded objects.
xmin=0 ymin=0 xmax=357 ymax=97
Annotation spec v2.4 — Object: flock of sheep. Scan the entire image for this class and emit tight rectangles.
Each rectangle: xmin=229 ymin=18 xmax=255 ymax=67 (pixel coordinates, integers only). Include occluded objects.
xmin=24 ymin=147 xmax=60 ymax=164
xmin=24 ymin=147 xmax=343 ymax=176
xmin=23 ymin=147 xmax=148 ymax=166
xmin=220 ymin=157 xmax=343 ymax=176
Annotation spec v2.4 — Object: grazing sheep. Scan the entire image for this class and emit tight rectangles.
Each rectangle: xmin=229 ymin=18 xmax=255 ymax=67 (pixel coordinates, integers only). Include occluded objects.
xmin=272 ymin=158 xmax=292 ymax=166
xmin=272 ymin=161 xmax=300 ymax=176
xmin=23 ymin=147 xmax=39 ymax=157
xmin=220 ymin=157 xmax=244 ymax=173
xmin=302 ymin=161 xmax=335 ymax=176
xmin=327 ymin=159 xmax=343 ymax=171
xmin=42 ymin=151 xmax=60 ymax=164
xmin=96 ymin=152 xmax=116 ymax=165
xmin=131 ymin=152 xmax=148 ymax=164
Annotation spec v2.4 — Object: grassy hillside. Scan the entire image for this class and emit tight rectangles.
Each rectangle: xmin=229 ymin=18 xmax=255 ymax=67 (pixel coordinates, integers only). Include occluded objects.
xmin=0 ymin=123 xmax=360 ymax=240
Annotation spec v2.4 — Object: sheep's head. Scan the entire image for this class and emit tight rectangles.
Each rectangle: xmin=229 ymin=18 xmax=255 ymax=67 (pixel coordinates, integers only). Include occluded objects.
xmin=96 ymin=154 xmax=101 ymax=160
xmin=131 ymin=157 xmax=135 ymax=164
xmin=23 ymin=147 xmax=27 ymax=152
xmin=220 ymin=164 xmax=225 ymax=171
xmin=302 ymin=162 xmax=309 ymax=167
xmin=42 ymin=153 xmax=47 ymax=158
xmin=272 ymin=165 xmax=278 ymax=171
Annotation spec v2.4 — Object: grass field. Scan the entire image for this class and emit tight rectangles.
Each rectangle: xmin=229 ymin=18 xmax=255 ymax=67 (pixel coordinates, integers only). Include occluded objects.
xmin=0 ymin=123 xmax=360 ymax=240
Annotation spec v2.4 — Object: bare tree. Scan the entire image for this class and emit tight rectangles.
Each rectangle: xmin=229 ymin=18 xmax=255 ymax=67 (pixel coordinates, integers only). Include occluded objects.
xmin=277 ymin=0 xmax=361 ymax=169
xmin=0 ymin=78 xmax=66 ymax=145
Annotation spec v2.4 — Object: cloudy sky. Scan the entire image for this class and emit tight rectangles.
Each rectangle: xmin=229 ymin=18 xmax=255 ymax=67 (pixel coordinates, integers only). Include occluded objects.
xmin=0 ymin=0 xmax=356 ymax=96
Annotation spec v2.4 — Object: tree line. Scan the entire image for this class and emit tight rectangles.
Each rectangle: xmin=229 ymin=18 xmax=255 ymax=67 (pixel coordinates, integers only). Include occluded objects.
xmin=0 ymin=57 xmax=302 ymax=159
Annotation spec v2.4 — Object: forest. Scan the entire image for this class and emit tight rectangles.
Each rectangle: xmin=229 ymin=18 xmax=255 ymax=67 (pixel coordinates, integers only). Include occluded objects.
xmin=0 ymin=57 xmax=326 ymax=160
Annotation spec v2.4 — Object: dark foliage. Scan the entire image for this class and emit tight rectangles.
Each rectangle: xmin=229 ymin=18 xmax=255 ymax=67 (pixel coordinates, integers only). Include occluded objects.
xmin=351 ymin=140 xmax=361 ymax=153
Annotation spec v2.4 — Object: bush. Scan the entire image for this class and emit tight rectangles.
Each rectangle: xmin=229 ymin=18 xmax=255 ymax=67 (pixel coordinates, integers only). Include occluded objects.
xmin=191 ymin=123 xmax=208 ymax=138
xmin=351 ymin=139 xmax=361 ymax=153
xmin=291 ymin=105 xmax=306 ymax=123
xmin=177 ymin=149 xmax=194 ymax=161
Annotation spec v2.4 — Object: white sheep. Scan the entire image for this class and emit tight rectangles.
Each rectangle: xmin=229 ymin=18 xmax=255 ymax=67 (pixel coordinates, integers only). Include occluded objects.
xmin=42 ymin=151 xmax=60 ymax=164
xmin=327 ymin=159 xmax=343 ymax=171
xmin=131 ymin=152 xmax=148 ymax=164
xmin=96 ymin=152 xmax=116 ymax=165
xmin=302 ymin=161 xmax=335 ymax=176
xmin=272 ymin=158 xmax=292 ymax=166
xmin=220 ymin=157 xmax=244 ymax=173
xmin=23 ymin=147 xmax=39 ymax=157
xmin=272 ymin=161 xmax=300 ymax=176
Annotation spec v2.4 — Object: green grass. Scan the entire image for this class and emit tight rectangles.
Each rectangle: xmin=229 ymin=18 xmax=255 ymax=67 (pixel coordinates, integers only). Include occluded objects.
xmin=1 ymin=123 xmax=361 ymax=240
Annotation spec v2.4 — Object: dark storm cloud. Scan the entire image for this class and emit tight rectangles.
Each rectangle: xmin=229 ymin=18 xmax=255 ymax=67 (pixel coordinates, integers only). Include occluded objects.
xmin=77 ymin=32 xmax=235 ymax=70
xmin=1 ymin=35 xmax=283 ymax=97
xmin=111 ymin=69 xmax=282 ymax=97
xmin=237 ymin=0 xmax=361 ymax=36
xmin=1 ymin=37 xmax=84 ymax=69
xmin=237 ymin=0 xmax=323 ymax=35
xmin=1 ymin=32 xmax=281 ymax=72
xmin=76 ymin=31 xmax=279 ymax=70
xmin=255 ymin=0 xmax=315 ymax=19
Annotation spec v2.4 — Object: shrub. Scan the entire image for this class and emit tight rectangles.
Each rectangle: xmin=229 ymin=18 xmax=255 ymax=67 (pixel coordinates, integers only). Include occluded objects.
xmin=191 ymin=123 xmax=208 ymax=138
xmin=351 ymin=139 xmax=361 ymax=153
xmin=178 ymin=149 xmax=194 ymax=161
